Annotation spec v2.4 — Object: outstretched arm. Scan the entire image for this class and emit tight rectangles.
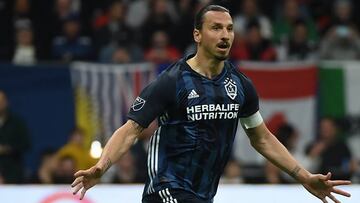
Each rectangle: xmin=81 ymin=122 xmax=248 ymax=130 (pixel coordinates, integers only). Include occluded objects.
xmin=71 ymin=119 xmax=144 ymax=199
xmin=245 ymin=122 xmax=351 ymax=203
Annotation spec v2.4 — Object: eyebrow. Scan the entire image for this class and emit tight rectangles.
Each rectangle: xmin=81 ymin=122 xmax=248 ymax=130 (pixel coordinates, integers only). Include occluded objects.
xmin=211 ymin=22 xmax=233 ymax=27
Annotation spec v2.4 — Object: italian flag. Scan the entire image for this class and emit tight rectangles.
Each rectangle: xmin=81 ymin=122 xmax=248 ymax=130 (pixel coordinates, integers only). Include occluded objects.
xmin=319 ymin=61 xmax=360 ymax=118
xmin=233 ymin=61 xmax=318 ymax=164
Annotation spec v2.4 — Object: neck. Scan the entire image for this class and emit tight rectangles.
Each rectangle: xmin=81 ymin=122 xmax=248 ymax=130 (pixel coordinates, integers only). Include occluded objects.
xmin=187 ymin=49 xmax=225 ymax=79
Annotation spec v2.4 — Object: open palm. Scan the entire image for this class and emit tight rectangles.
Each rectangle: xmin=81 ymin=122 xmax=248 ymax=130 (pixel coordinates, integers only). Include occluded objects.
xmin=303 ymin=172 xmax=351 ymax=203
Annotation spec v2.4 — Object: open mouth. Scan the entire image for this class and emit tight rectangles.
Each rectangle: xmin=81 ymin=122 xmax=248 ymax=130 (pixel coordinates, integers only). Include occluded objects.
xmin=217 ymin=42 xmax=229 ymax=49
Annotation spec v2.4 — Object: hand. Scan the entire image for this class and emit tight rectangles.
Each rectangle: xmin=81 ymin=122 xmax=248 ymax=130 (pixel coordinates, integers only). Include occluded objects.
xmin=71 ymin=166 xmax=103 ymax=200
xmin=302 ymin=172 xmax=351 ymax=203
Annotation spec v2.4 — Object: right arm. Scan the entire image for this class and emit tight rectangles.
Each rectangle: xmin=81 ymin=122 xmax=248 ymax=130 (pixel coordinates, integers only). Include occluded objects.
xmin=71 ymin=119 xmax=143 ymax=199
xmin=72 ymin=71 xmax=174 ymax=199
xmin=95 ymin=120 xmax=144 ymax=174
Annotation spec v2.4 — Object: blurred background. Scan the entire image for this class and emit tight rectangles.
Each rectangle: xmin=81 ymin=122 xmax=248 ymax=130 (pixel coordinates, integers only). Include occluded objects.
xmin=0 ymin=0 xmax=359 ymax=201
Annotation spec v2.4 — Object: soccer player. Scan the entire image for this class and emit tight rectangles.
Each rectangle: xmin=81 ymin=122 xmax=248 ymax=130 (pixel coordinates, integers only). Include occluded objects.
xmin=71 ymin=5 xmax=351 ymax=203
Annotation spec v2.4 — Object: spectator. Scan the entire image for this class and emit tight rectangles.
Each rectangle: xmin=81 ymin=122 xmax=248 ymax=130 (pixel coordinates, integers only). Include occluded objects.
xmin=233 ymin=0 xmax=272 ymax=39
xmin=52 ymin=15 xmax=93 ymax=62
xmin=111 ymin=151 xmax=144 ymax=183
xmin=94 ymin=1 xmax=135 ymax=53
xmin=99 ymin=43 xmax=144 ymax=63
xmin=30 ymin=149 xmax=57 ymax=184
xmin=306 ymin=117 xmax=357 ymax=180
xmin=172 ymin=0 xmax=197 ymax=51
xmin=111 ymin=47 xmax=132 ymax=64
xmin=14 ymin=0 xmax=31 ymax=20
xmin=52 ymin=0 xmax=81 ymax=36
xmin=319 ymin=25 xmax=360 ymax=60
xmin=125 ymin=0 xmax=150 ymax=30
xmin=140 ymin=0 xmax=177 ymax=48
xmin=277 ymin=19 xmax=318 ymax=61
xmin=55 ymin=128 xmax=97 ymax=171
xmin=220 ymin=159 xmax=243 ymax=184
xmin=52 ymin=155 xmax=76 ymax=184
xmin=273 ymin=0 xmax=318 ymax=45
xmin=0 ymin=90 xmax=31 ymax=183
xmin=331 ymin=0 xmax=357 ymax=29
xmin=231 ymin=20 xmax=277 ymax=61
xmin=144 ymin=30 xmax=181 ymax=65
xmin=12 ymin=19 xmax=38 ymax=65
xmin=319 ymin=0 xmax=360 ymax=60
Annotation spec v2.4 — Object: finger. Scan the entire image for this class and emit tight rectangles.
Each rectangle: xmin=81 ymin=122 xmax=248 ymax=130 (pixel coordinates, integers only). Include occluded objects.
xmin=80 ymin=187 xmax=87 ymax=200
xmin=332 ymin=188 xmax=351 ymax=197
xmin=328 ymin=180 xmax=352 ymax=186
xmin=71 ymin=176 xmax=83 ymax=187
xmin=72 ymin=183 xmax=83 ymax=195
xmin=324 ymin=172 xmax=331 ymax=181
xmin=328 ymin=194 xmax=340 ymax=203
xmin=318 ymin=173 xmax=329 ymax=181
xmin=322 ymin=198 xmax=328 ymax=203
xmin=74 ymin=170 xmax=89 ymax=178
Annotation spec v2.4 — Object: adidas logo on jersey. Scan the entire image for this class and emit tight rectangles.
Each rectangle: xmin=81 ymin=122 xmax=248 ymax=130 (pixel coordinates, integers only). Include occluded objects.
xmin=187 ymin=89 xmax=199 ymax=99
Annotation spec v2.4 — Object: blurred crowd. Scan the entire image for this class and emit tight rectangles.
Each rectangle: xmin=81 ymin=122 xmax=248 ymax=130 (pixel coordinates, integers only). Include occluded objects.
xmin=1 ymin=0 xmax=360 ymax=185
xmin=2 ymin=0 xmax=360 ymax=65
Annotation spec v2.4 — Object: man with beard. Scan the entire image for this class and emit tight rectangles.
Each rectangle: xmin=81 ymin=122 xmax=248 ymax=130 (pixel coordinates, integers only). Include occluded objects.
xmin=72 ymin=5 xmax=351 ymax=203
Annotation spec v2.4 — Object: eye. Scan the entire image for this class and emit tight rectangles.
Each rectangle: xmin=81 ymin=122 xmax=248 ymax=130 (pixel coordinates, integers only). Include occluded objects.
xmin=212 ymin=25 xmax=221 ymax=31
xmin=227 ymin=26 xmax=233 ymax=31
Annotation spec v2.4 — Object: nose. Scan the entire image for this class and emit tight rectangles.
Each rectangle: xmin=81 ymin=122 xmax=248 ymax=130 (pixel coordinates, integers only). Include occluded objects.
xmin=221 ymin=28 xmax=230 ymax=40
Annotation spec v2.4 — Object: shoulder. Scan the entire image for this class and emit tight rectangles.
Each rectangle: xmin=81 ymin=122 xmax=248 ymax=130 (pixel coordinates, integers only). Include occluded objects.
xmin=226 ymin=61 xmax=253 ymax=85
xmin=142 ymin=59 xmax=186 ymax=95
xmin=156 ymin=58 xmax=186 ymax=82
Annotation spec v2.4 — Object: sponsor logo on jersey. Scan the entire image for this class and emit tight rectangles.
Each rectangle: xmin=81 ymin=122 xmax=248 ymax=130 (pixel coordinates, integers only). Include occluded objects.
xmin=186 ymin=103 xmax=239 ymax=121
xmin=131 ymin=97 xmax=146 ymax=111
xmin=187 ymin=89 xmax=199 ymax=99
xmin=224 ymin=78 xmax=237 ymax=100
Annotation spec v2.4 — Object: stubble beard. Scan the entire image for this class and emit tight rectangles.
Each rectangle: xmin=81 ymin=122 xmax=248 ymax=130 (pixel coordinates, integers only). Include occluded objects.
xmin=214 ymin=53 xmax=228 ymax=61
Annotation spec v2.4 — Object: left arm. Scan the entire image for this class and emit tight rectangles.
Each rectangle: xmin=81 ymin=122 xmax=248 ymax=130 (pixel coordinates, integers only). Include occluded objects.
xmin=245 ymin=122 xmax=310 ymax=183
xmin=245 ymin=122 xmax=351 ymax=203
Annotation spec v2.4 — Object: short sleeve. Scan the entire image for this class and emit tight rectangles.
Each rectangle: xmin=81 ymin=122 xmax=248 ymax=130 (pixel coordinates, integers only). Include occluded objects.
xmin=239 ymin=77 xmax=260 ymax=117
xmin=127 ymin=74 xmax=175 ymax=128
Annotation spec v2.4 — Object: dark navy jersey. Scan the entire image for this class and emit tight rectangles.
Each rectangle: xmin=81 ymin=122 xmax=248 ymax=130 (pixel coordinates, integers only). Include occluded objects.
xmin=127 ymin=54 xmax=259 ymax=201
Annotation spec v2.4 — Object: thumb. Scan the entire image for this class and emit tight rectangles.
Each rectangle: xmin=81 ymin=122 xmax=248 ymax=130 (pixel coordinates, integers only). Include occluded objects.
xmin=325 ymin=172 xmax=331 ymax=180
xmin=320 ymin=172 xmax=331 ymax=181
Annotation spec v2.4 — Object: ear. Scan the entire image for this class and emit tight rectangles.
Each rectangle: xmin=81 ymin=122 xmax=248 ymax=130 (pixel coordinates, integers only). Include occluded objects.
xmin=193 ymin=29 xmax=201 ymax=43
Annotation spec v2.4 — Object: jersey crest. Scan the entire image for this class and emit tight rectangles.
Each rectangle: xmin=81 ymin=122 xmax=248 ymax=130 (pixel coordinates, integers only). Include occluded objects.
xmin=224 ymin=77 xmax=237 ymax=100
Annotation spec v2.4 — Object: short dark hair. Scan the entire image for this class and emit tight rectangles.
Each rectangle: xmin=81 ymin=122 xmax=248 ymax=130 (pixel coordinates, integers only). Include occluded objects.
xmin=194 ymin=4 xmax=230 ymax=30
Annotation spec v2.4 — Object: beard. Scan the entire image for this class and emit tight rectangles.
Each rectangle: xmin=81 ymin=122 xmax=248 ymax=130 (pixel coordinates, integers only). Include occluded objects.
xmin=200 ymin=42 xmax=231 ymax=61
xmin=214 ymin=53 xmax=228 ymax=61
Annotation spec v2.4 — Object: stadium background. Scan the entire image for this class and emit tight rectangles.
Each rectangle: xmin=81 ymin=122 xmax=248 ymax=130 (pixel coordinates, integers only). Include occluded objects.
xmin=0 ymin=0 xmax=359 ymax=202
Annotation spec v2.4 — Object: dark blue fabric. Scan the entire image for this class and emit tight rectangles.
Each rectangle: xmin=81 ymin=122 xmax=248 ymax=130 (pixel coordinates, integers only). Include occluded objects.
xmin=128 ymin=55 xmax=259 ymax=201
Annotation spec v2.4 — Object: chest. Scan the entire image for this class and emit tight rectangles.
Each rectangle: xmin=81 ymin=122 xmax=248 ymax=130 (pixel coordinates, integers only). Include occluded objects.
xmin=175 ymin=75 xmax=245 ymax=121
